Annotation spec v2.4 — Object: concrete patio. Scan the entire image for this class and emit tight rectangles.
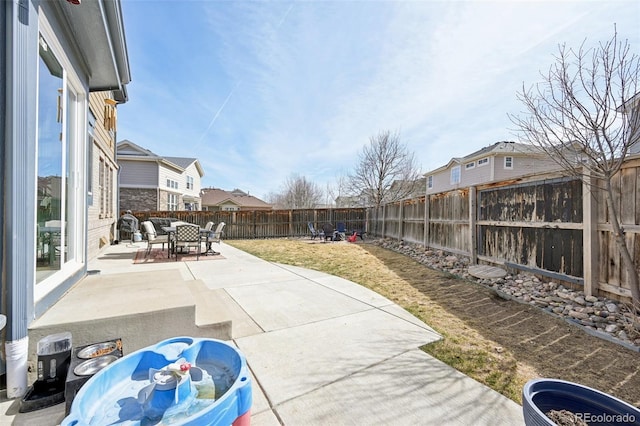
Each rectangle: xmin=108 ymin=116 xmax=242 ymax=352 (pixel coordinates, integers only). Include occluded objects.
xmin=0 ymin=241 xmax=524 ymax=425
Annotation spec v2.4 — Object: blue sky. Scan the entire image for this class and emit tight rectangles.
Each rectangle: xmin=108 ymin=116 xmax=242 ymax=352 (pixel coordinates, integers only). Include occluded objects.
xmin=118 ymin=0 xmax=640 ymax=200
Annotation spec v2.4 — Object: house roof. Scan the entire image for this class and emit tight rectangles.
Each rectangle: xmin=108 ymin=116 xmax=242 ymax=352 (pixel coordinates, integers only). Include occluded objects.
xmin=53 ymin=0 xmax=131 ymax=102
xmin=425 ymin=141 xmax=544 ymax=175
xmin=201 ymin=188 xmax=272 ymax=209
xmin=116 ymin=140 xmax=204 ymax=177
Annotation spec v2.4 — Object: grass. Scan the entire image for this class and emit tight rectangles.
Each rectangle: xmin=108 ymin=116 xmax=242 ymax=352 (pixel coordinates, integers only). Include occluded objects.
xmin=226 ymin=238 xmax=534 ymax=403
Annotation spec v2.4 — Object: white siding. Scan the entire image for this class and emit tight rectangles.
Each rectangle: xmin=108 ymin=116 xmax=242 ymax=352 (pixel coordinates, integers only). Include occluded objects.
xmin=183 ymin=163 xmax=202 ymax=199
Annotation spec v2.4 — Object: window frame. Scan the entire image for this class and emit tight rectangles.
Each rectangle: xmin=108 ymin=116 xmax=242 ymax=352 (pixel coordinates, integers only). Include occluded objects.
xmin=504 ymin=156 xmax=513 ymax=169
xmin=450 ymin=165 xmax=461 ymax=185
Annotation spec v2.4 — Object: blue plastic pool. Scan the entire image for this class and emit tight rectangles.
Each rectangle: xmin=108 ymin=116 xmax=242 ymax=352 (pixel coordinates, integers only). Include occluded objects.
xmin=62 ymin=337 xmax=252 ymax=425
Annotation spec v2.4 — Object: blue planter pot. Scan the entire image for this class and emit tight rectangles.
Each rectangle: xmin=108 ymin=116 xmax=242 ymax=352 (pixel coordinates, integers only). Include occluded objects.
xmin=523 ymin=378 xmax=640 ymax=426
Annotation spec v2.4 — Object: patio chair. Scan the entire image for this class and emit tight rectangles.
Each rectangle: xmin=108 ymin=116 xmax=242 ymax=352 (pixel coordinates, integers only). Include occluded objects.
xmin=308 ymin=222 xmax=323 ymax=240
xmin=142 ymin=221 xmax=170 ymax=257
xmin=203 ymin=222 xmax=225 ymax=255
xmin=148 ymin=217 xmax=178 ymax=236
xmin=174 ymin=223 xmax=202 ymax=261
xmin=322 ymin=223 xmax=335 ymax=242
xmin=336 ymin=222 xmax=347 ymax=240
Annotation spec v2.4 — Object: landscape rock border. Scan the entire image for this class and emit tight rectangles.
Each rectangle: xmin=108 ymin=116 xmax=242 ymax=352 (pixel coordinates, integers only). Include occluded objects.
xmin=372 ymin=239 xmax=640 ymax=351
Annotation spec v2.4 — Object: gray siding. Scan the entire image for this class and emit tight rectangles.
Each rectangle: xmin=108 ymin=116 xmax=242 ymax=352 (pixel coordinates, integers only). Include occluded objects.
xmin=119 ymin=160 xmax=158 ymax=187
xmin=494 ymin=155 xmax=559 ymax=181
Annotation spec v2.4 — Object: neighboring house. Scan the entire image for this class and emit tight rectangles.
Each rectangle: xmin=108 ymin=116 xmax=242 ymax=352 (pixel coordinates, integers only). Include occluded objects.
xmin=201 ymin=188 xmax=272 ymax=211
xmin=117 ymin=140 xmax=204 ymax=211
xmin=87 ymin=92 xmax=121 ymax=260
xmin=622 ymin=92 xmax=640 ymax=154
xmin=425 ymin=141 xmax=560 ymax=194
xmin=335 ymin=194 xmax=368 ymax=208
xmin=2 ymin=0 xmax=130 ymax=392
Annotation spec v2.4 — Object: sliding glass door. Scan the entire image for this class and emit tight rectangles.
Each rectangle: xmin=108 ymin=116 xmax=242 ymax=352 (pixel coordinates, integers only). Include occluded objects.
xmin=36 ymin=34 xmax=85 ymax=286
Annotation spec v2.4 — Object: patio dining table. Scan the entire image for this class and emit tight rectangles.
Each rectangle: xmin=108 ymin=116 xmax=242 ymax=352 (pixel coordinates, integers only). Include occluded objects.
xmin=162 ymin=225 xmax=220 ymax=256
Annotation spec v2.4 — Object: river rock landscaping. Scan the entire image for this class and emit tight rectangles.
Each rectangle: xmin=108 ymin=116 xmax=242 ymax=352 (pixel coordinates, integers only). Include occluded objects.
xmin=373 ymin=238 xmax=640 ymax=349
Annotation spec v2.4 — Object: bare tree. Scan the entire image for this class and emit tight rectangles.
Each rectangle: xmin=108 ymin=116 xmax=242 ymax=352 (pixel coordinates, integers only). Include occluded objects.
xmin=348 ymin=130 xmax=422 ymax=209
xmin=327 ymin=175 xmax=352 ymax=207
xmin=275 ymin=174 xmax=324 ymax=209
xmin=509 ymin=29 xmax=640 ymax=303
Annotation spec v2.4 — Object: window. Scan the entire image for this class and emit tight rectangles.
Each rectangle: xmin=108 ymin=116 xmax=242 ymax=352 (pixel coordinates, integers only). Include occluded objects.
xmin=166 ymin=178 xmax=178 ymax=189
xmin=478 ymin=157 xmax=489 ymax=166
xmin=186 ymin=176 xmax=194 ymax=190
xmin=465 ymin=162 xmax=475 ymax=169
xmin=99 ymin=158 xmax=105 ymax=217
xmin=107 ymin=166 xmax=114 ymax=217
xmin=168 ymin=193 xmax=178 ymax=211
xmin=450 ymin=166 xmax=461 ymax=185
xmin=87 ymin=111 xmax=96 ymax=205
xmin=504 ymin=156 xmax=513 ymax=169
xmin=427 ymin=175 xmax=433 ymax=189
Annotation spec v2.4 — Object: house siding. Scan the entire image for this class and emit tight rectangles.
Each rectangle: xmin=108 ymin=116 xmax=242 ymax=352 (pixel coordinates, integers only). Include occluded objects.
xmin=160 ymin=165 xmax=185 ymax=191
xmin=87 ymin=92 xmax=119 ymax=259
xmin=427 ymin=154 xmax=561 ymax=195
xmin=460 ymin=160 xmax=493 ymax=187
xmin=182 ymin=163 xmax=202 ymax=200
xmin=120 ymin=159 xmax=158 ymax=187
xmin=493 ymin=155 xmax=559 ymax=181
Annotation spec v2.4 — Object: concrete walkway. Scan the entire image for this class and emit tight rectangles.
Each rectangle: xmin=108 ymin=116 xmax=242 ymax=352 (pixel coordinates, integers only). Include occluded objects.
xmin=1 ymin=241 xmax=524 ymax=425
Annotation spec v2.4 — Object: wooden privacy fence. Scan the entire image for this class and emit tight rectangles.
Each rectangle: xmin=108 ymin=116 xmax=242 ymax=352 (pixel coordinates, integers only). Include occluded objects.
xmin=131 ymin=208 xmax=368 ymax=240
xmin=370 ymin=156 xmax=640 ymax=302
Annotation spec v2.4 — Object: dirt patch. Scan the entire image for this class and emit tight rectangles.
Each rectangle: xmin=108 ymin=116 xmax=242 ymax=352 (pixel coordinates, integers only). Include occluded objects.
xmin=360 ymin=244 xmax=640 ymax=408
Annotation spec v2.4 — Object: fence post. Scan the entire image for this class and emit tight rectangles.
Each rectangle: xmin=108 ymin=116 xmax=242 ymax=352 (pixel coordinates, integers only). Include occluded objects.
xmin=469 ymin=186 xmax=477 ymax=265
xmin=423 ymin=195 xmax=430 ymax=248
xmin=382 ymin=204 xmax=386 ymax=239
xmin=398 ymin=200 xmax=404 ymax=242
xmin=289 ymin=210 xmax=293 ymax=237
xmin=583 ymin=170 xmax=598 ymax=297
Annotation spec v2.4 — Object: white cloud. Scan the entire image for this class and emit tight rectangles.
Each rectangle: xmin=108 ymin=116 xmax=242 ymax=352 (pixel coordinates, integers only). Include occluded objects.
xmin=119 ymin=0 xmax=640 ymax=198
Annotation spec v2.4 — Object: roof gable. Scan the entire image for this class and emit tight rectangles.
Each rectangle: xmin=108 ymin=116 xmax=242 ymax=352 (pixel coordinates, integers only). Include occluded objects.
xmin=116 ymin=141 xmax=204 ymax=176
xmin=201 ymin=188 xmax=271 ymax=208
xmin=117 ymin=140 xmax=159 ymax=158
xmin=426 ymin=141 xmax=546 ymax=176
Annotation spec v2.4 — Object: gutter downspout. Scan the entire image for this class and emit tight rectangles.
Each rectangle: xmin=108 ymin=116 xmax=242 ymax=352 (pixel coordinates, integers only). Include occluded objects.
xmin=4 ymin=0 xmax=36 ymax=398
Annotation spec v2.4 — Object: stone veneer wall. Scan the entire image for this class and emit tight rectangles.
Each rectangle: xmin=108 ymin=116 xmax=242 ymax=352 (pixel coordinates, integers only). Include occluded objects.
xmin=120 ymin=188 xmax=158 ymax=211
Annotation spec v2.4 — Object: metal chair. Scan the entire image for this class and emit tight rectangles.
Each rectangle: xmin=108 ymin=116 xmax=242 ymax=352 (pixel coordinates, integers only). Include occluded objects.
xmin=174 ymin=224 xmax=201 ymax=261
xmin=204 ymin=222 xmax=225 ymax=255
xmin=142 ymin=221 xmax=170 ymax=257
xmin=322 ymin=223 xmax=335 ymax=242
xmin=307 ymin=222 xmax=323 ymax=240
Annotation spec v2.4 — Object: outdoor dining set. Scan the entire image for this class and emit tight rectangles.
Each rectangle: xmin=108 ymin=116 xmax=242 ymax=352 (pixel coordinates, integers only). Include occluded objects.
xmin=140 ymin=219 xmax=225 ymax=261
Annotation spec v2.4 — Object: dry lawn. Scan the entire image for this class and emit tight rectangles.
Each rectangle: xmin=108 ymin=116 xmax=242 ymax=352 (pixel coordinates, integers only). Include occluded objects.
xmin=226 ymin=239 xmax=640 ymax=407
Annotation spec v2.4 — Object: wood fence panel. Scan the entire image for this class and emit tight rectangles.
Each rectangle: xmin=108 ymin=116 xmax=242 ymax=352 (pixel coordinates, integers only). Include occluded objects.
xmin=478 ymin=178 xmax=583 ymax=277
xmin=427 ymin=190 xmax=469 ymax=253
xmin=593 ymin=160 xmax=640 ymax=298
xmin=401 ymin=198 xmax=426 ymax=244
xmin=384 ymin=203 xmax=401 ymax=239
